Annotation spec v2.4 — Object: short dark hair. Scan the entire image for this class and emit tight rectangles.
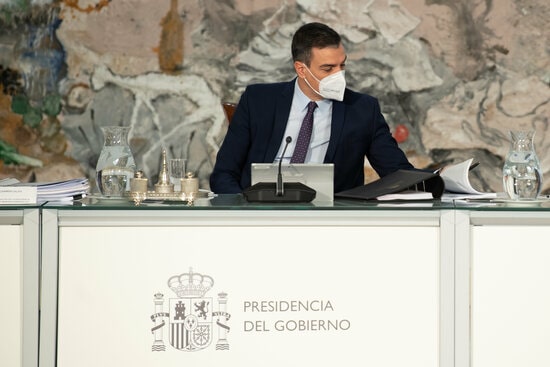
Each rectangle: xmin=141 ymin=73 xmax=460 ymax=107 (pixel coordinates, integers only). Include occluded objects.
xmin=291 ymin=22 xmax=342 ymax=65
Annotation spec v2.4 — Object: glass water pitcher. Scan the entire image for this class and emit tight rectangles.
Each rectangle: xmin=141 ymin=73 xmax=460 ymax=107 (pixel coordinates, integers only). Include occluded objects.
xmin=95 ymin=126 xmax=136 ymax=197
xmin=502 ymin=130 xmax=543 ymax=200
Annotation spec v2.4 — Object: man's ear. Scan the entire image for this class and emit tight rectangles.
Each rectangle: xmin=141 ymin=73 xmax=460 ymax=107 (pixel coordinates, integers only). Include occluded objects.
xmin=294 ymin=61 xmax=306 ymax=79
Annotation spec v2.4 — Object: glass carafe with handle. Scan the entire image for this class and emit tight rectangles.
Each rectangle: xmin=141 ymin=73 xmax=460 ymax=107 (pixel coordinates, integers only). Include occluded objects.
xmin=502 ymin=130 xmax=543 ymax=200
xmin=95 ymin=126 xmax=136 ymax=197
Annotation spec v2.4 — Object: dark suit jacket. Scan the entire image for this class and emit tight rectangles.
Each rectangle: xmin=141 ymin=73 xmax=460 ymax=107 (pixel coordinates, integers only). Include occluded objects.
xmin=210 ymin=80 xmax=413 ymax=194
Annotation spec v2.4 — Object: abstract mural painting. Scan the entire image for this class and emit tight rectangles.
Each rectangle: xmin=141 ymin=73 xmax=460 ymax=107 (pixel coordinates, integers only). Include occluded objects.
xmin=0 ymin=0 xmax=548 ymax=193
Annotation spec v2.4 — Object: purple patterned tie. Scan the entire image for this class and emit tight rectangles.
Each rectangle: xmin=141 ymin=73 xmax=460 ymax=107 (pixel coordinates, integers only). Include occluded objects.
xmin=291 ymin=101 xmax=318 ymax=163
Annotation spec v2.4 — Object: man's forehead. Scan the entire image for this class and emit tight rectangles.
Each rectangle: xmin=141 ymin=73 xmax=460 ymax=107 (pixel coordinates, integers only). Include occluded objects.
xmin=310 ymin=45 xmax=346 ymax=63
xmin=311 ymin=44 xmax=343 ymax=53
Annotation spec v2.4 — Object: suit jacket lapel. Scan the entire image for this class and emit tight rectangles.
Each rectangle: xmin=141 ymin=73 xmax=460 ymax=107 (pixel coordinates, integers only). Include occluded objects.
xmin=324 ymin=100 xmax=345 ymax=162
xmin=264 ymin=81 xmax=295 ymax=162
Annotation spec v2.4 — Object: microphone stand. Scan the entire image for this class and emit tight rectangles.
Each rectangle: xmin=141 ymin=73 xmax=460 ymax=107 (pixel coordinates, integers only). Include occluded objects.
xmin=276 ymin=136 xmax=292 ymax=196
xmin=242 ymin=136 xmax=316 ymax=203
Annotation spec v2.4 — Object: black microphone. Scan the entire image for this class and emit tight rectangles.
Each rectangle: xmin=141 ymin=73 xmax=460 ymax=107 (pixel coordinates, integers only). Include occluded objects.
xmin=242 ymin=136 xmax=316 ymax=203
xmin=276 ymin=136 xmax=292 ymax=196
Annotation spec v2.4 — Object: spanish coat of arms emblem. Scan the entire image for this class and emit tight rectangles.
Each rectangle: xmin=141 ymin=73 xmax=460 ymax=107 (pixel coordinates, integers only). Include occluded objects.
xmin=151 ymin=268 xmax=230 ymax=352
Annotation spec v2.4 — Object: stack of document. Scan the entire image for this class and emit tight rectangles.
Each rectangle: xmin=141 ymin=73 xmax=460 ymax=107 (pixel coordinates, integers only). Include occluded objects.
xmin=0 ymin=178 xmax=90 ymax=204
xmin=439 ymin=158 xmax=497 ymax=199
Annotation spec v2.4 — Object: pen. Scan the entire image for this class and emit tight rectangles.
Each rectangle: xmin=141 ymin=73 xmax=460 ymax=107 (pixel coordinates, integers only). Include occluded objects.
xmin=434 ymin=161 xmax=480 ymax=175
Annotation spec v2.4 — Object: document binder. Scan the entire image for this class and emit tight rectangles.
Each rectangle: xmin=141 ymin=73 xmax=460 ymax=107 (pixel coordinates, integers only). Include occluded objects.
xmin=335 ymin=170 xmax=444 ymax=200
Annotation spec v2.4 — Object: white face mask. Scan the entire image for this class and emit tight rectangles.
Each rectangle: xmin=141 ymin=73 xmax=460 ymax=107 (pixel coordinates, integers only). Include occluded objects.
xmin=303 ymin=65 xmax=346 ymax=101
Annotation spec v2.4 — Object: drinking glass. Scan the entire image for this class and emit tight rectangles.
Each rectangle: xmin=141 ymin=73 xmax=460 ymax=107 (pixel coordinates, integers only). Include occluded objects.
xmin=169 ymin=158 xmax=187 ymax=192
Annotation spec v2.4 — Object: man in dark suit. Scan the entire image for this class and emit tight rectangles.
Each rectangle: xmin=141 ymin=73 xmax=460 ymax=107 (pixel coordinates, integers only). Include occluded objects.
xmin=210 ymin=22 xmax=414 ymax=194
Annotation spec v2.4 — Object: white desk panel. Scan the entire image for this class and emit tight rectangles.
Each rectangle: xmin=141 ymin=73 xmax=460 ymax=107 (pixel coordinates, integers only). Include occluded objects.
xmin=41 ymin=209 xmax=447 ymax=367
xmin=471 ymin=225 xmax=550 ymax=367
xmin=0 ymin=209 xmax=39 ymax=367
xmin=57 ymin=225 xmax=439 ymax=367
xmin=0 ymin=224 xmax=22 ymax=367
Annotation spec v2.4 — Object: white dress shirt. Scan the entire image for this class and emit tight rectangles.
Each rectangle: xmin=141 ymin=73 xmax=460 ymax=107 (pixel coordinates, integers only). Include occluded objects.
xmin=274 ymin=80 xmax=332 ymax=163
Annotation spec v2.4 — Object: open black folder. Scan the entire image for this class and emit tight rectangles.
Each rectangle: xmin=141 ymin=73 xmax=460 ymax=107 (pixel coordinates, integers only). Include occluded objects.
xmin=335 ymin=170 xmax=445 ymax=200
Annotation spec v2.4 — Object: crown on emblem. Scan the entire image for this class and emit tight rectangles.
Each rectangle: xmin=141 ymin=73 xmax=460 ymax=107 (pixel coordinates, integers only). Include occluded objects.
xmin=167 ymin=268 xmax=214 ymax=298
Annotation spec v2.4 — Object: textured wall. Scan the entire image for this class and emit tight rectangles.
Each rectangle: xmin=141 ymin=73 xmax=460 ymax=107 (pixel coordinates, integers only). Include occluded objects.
xmin=0 ymin=0 xmax=548 ymax=193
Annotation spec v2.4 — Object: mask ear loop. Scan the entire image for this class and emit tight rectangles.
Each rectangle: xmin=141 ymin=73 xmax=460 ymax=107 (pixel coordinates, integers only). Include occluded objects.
xmin=301 ymin=64 xmax=323 ymax=98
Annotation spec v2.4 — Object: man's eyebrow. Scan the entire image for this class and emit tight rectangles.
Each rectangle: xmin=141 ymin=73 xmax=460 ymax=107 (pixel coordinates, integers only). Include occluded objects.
xmin=320 ymin=56 xmax=347 ymax=68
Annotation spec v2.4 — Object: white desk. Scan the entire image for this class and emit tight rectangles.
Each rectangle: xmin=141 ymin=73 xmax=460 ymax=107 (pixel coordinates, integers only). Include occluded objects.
xmin=38 ymin=198 xmax=550 ymax=367
xmin=40 ymin=201 xmax=455 ymax=367
xmin=0 ymin=208 xmax=40 ymax=367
